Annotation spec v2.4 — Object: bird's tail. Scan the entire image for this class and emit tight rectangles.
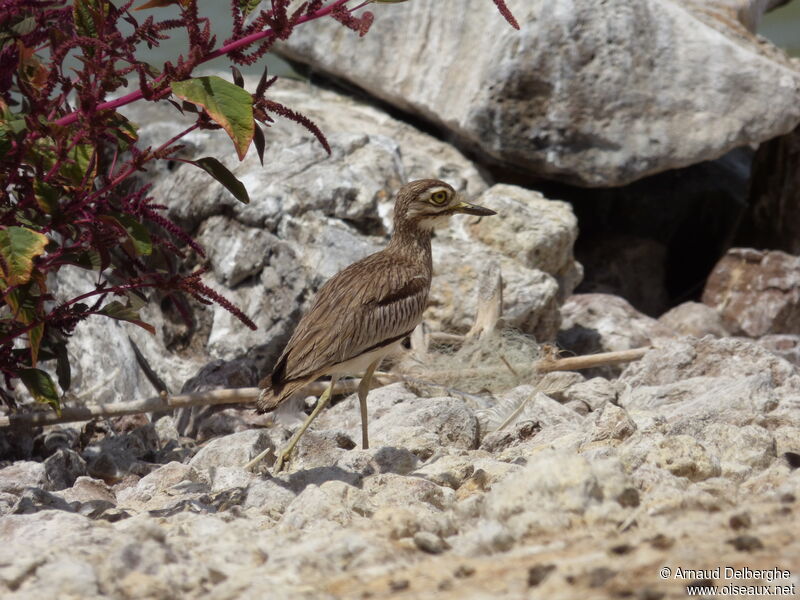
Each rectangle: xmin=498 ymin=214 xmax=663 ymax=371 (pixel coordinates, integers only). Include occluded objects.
xmin=255 ymin=376 xmax=307 ymax=413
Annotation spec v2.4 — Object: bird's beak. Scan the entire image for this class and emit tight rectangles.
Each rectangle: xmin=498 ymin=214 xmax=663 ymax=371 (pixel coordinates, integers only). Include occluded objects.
xmin=454 ymin=200 xmax=496 ymax=216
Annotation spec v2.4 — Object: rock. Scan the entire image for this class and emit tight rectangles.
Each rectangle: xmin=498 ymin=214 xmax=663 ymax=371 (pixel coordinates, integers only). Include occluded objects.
xmin=314 ymin=384 xmax=479 ymax=461
xmin=51 ymin=267 xmax=205 ymax=406
xmin=0 ymin=461 xmax=47 ymax=495
xmin=11 ymin=487 xmax=76 ymax=515
xmin=560 ymin=377 xmax=618 ymax=412
xmin=43 ymin=449 xmax=87 ymax=491
xmin=242 ymin=477 xmax=297 ymax=517
xmin=278 ymin=0 xmax=800 ymax=186
xmin=82 ymin=423 xmax=161 ymax=481
xmin=364 ymin=397 xmax=479 ymax=460
xmin=483 ymin=451 xmax=634 ymax=537
xmin=586 ymin=404 xmax=637 ymax=442
xmin=699 ymin=423 xmax=776 ymax=481
xmin=646 ymin=435 xmax=722 ymax=482
xmin=477 ymin=386 xmax=583 ymax=436
xmin=189 ymin=430 xmax=274 ymax=471
xmin=56 ymin=476 xmax=117 ymax=506
xmin=431 ymin=240 xmax=561 ymax=340
xmin=413 ymin=531 xmax=450 ymax=554
xmin=658 ymin=301 xmax=729 ymax=338
xmin=619 ymin=336 xmax=798 ymax=389
xmin=702 ymin=248 xmax=800 ymax=337
xmin=759 ymin=334 xmax=800 ymax=367
xmin=197 ymin=215 xmax=280 ymax=287
xmin=116 ymin=461 xmax=200 ymax=508
xmin=557 ymin=294 xmax=674 ymax=376
xmin=466 ymin=184 xmax=582 ymax=300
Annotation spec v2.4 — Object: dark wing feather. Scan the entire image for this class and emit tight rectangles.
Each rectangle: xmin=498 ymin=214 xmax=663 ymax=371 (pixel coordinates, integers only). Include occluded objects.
xmin=257 ymin=250 xmax=429 ymax=411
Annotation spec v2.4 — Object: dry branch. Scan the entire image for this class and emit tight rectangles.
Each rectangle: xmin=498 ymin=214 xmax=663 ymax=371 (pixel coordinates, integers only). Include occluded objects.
xmin=0 ymin=349 xmax=648 ymax=429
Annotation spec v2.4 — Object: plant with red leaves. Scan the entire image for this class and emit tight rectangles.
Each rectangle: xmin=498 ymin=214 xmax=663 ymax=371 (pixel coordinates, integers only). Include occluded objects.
xmin=0 ymin=0 xmax=518 ymax=412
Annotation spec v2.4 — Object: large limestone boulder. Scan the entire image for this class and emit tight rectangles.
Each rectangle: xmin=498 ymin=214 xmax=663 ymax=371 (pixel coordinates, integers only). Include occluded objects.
xmin=278 ymin=0 xmax=800 ymax=186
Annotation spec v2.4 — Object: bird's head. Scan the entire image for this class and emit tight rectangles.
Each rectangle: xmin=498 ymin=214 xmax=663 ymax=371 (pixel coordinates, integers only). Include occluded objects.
xmin=393 ymin=179 xmax=496 ymax=231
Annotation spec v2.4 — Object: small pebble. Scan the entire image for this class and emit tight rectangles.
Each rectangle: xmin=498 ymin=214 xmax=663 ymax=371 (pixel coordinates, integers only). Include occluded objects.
xmin=454 ymin=565 xmax=475 ymax=579
xmin=413 ymin=531 xmax=449 ymax=555
xmin=728 ymin=512 xmax=751 ymax=530
xmin=389 ymin=579 xmax=409 ymax=592
xmin=527 ymin=564 xmax=556 ymax=587
xmin=727 ymin=535 xmax=764 ymax=552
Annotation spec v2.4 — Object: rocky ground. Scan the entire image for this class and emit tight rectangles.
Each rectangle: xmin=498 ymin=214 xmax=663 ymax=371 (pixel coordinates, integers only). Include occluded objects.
xmin=3 ymin=0 xmax=800 ymax=598
xmin=0 ymin=336 xmax=798 ymax=599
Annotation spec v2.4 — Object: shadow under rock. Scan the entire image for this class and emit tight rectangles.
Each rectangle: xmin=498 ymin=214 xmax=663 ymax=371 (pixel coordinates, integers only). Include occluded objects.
xmin=272 ymin=445 xmax=421 ymax=494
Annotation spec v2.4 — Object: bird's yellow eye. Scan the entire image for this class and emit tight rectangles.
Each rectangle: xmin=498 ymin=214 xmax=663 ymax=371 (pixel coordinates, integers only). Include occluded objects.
xmin=430 ymin=190 xmax=448 ymax=205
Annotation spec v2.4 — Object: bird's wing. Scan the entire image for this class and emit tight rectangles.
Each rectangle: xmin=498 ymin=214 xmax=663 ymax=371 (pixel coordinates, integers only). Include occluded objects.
xmin=267 ymin=253 xmax=429 ymax=391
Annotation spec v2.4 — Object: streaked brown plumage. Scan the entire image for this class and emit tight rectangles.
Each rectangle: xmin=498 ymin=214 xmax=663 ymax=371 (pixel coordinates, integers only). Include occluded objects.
xmin=250 ymin=179 xmax=495 ymax=471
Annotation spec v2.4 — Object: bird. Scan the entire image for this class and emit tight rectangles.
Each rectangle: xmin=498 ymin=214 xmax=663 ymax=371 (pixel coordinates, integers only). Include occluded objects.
xmin=245 ymin=179 xmax=496 ymax=472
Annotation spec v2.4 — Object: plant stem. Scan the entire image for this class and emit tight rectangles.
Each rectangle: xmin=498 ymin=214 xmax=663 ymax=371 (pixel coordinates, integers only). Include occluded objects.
xmin=53 ymin=0 xmax=351 ymax=128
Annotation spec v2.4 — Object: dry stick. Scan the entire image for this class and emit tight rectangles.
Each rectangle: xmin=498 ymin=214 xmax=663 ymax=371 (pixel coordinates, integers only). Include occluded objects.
xmin=0 ymin=350 xmax=647 ymax=428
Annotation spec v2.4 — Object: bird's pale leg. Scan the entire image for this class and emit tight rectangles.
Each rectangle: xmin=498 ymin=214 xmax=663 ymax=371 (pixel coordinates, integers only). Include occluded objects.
xmin=272 ymin=375 xmax=339 ymax=473
xmin=358 ymin=360 xmax=381 ymax=450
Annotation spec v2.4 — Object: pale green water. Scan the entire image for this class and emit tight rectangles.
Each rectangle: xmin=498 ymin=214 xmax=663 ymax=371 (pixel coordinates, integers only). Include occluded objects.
xmin=760 ymin=1 xmax=800 ymax=56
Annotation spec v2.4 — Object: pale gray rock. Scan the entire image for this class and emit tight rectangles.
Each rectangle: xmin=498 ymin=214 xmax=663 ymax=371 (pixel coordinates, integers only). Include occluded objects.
xmin=413 ymin=531 xmax=450 ymax=554
xmin=586 ymin=404 xmax=637 ymax=442
xmin=115 ymin=461 xmax=199 ymax=508
xmin=189 ymin=429 xmax=274 ymax=471
xmin=197 ymin=215 xmax=279 ymax=287
xmin=0 ymin=461 xmax=47 ymax=495
xmin=483 ymin=451 xmax=635 ymax=537
xmin=467 ymin=184 xmax=582 ymax=300
xmin=43 ymin=449 xmax=87 ymax=491
xmin=698 ymin=423 xmax=776 ymax=481
xmin=619 ymin=336 xmax=799 ymax=388
xmin=49 ymin=267 xmax=204 ymax=406
xmin=432 ymin=240 xmax=561 ymax=340
xmin=646 ymin=435 xmax=722 ymax=482
xmin=279 ymin=480 xmax=375 ymax=530
xmin=658 ymin=301 xmax=729 ymax=338
xmin=55 ymin=476 xmax=116 ymax=506
xmin=311 ymin=385 xmax=479 ymax=462
xmin=561 ymin=377 xmax=618 ymax=411
xmin=759 ymin=334 xmax=800 ymax=368
xmin=558 ymin=294 xmax=675 ymax=376
xmin=278 ymin=0 xmax=800 ymax=186
xmin=364 ymin=397 xmax=479 ymax=460
xmin=242 ymin=477 xmax=297 ymax=517
xmin=477 ymin=386 xmax=583 ymax=436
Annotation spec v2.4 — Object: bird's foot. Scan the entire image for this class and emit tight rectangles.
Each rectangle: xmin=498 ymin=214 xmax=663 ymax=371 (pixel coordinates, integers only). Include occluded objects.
xmin=273 ymin=448 xmax=291 ymax=473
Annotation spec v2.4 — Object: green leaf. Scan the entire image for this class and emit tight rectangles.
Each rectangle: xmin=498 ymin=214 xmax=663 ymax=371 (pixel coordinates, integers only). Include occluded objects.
xmin=99 ymin=300 xmax=156 ymax=335
xmin=60 ymin=250 xmax=102 ymax=270
xmin=29 ymin=322 xmax=43 ymax=366
xmin=0 ymin=226 xmax=48 ymax=286
xmin=73 ymin=0 xmax=99 ymax=39
xmin=33 ymin=181 xmax=61 ymax=214
xmin=60 ymin=144 xmax=95 ymax=185
xmin=239 ymin=0 xmax=261 ymax=17
xmin=19 ymin=368 xmax=60 ymax=412
xmin=55 ymin=342 xmax=71 ymax=391
xmin=113 ymin=213 xmax=153 ymax=256
xmin=171 ymin=76 xmax=254 ymax=160
xmin=253 ymin=123 xmax=265 ymax=167
xmin=11 ymin=16 xmax=37 ymax=36
xmin=98 ymin=214 xmax=152 ymax=257
xmin=191 ymin=157 xmax=250 ymax=204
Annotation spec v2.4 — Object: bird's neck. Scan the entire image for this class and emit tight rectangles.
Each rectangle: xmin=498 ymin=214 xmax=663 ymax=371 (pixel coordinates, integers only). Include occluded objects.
xmin=386 ymin=221 xmax=433 ymax=273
